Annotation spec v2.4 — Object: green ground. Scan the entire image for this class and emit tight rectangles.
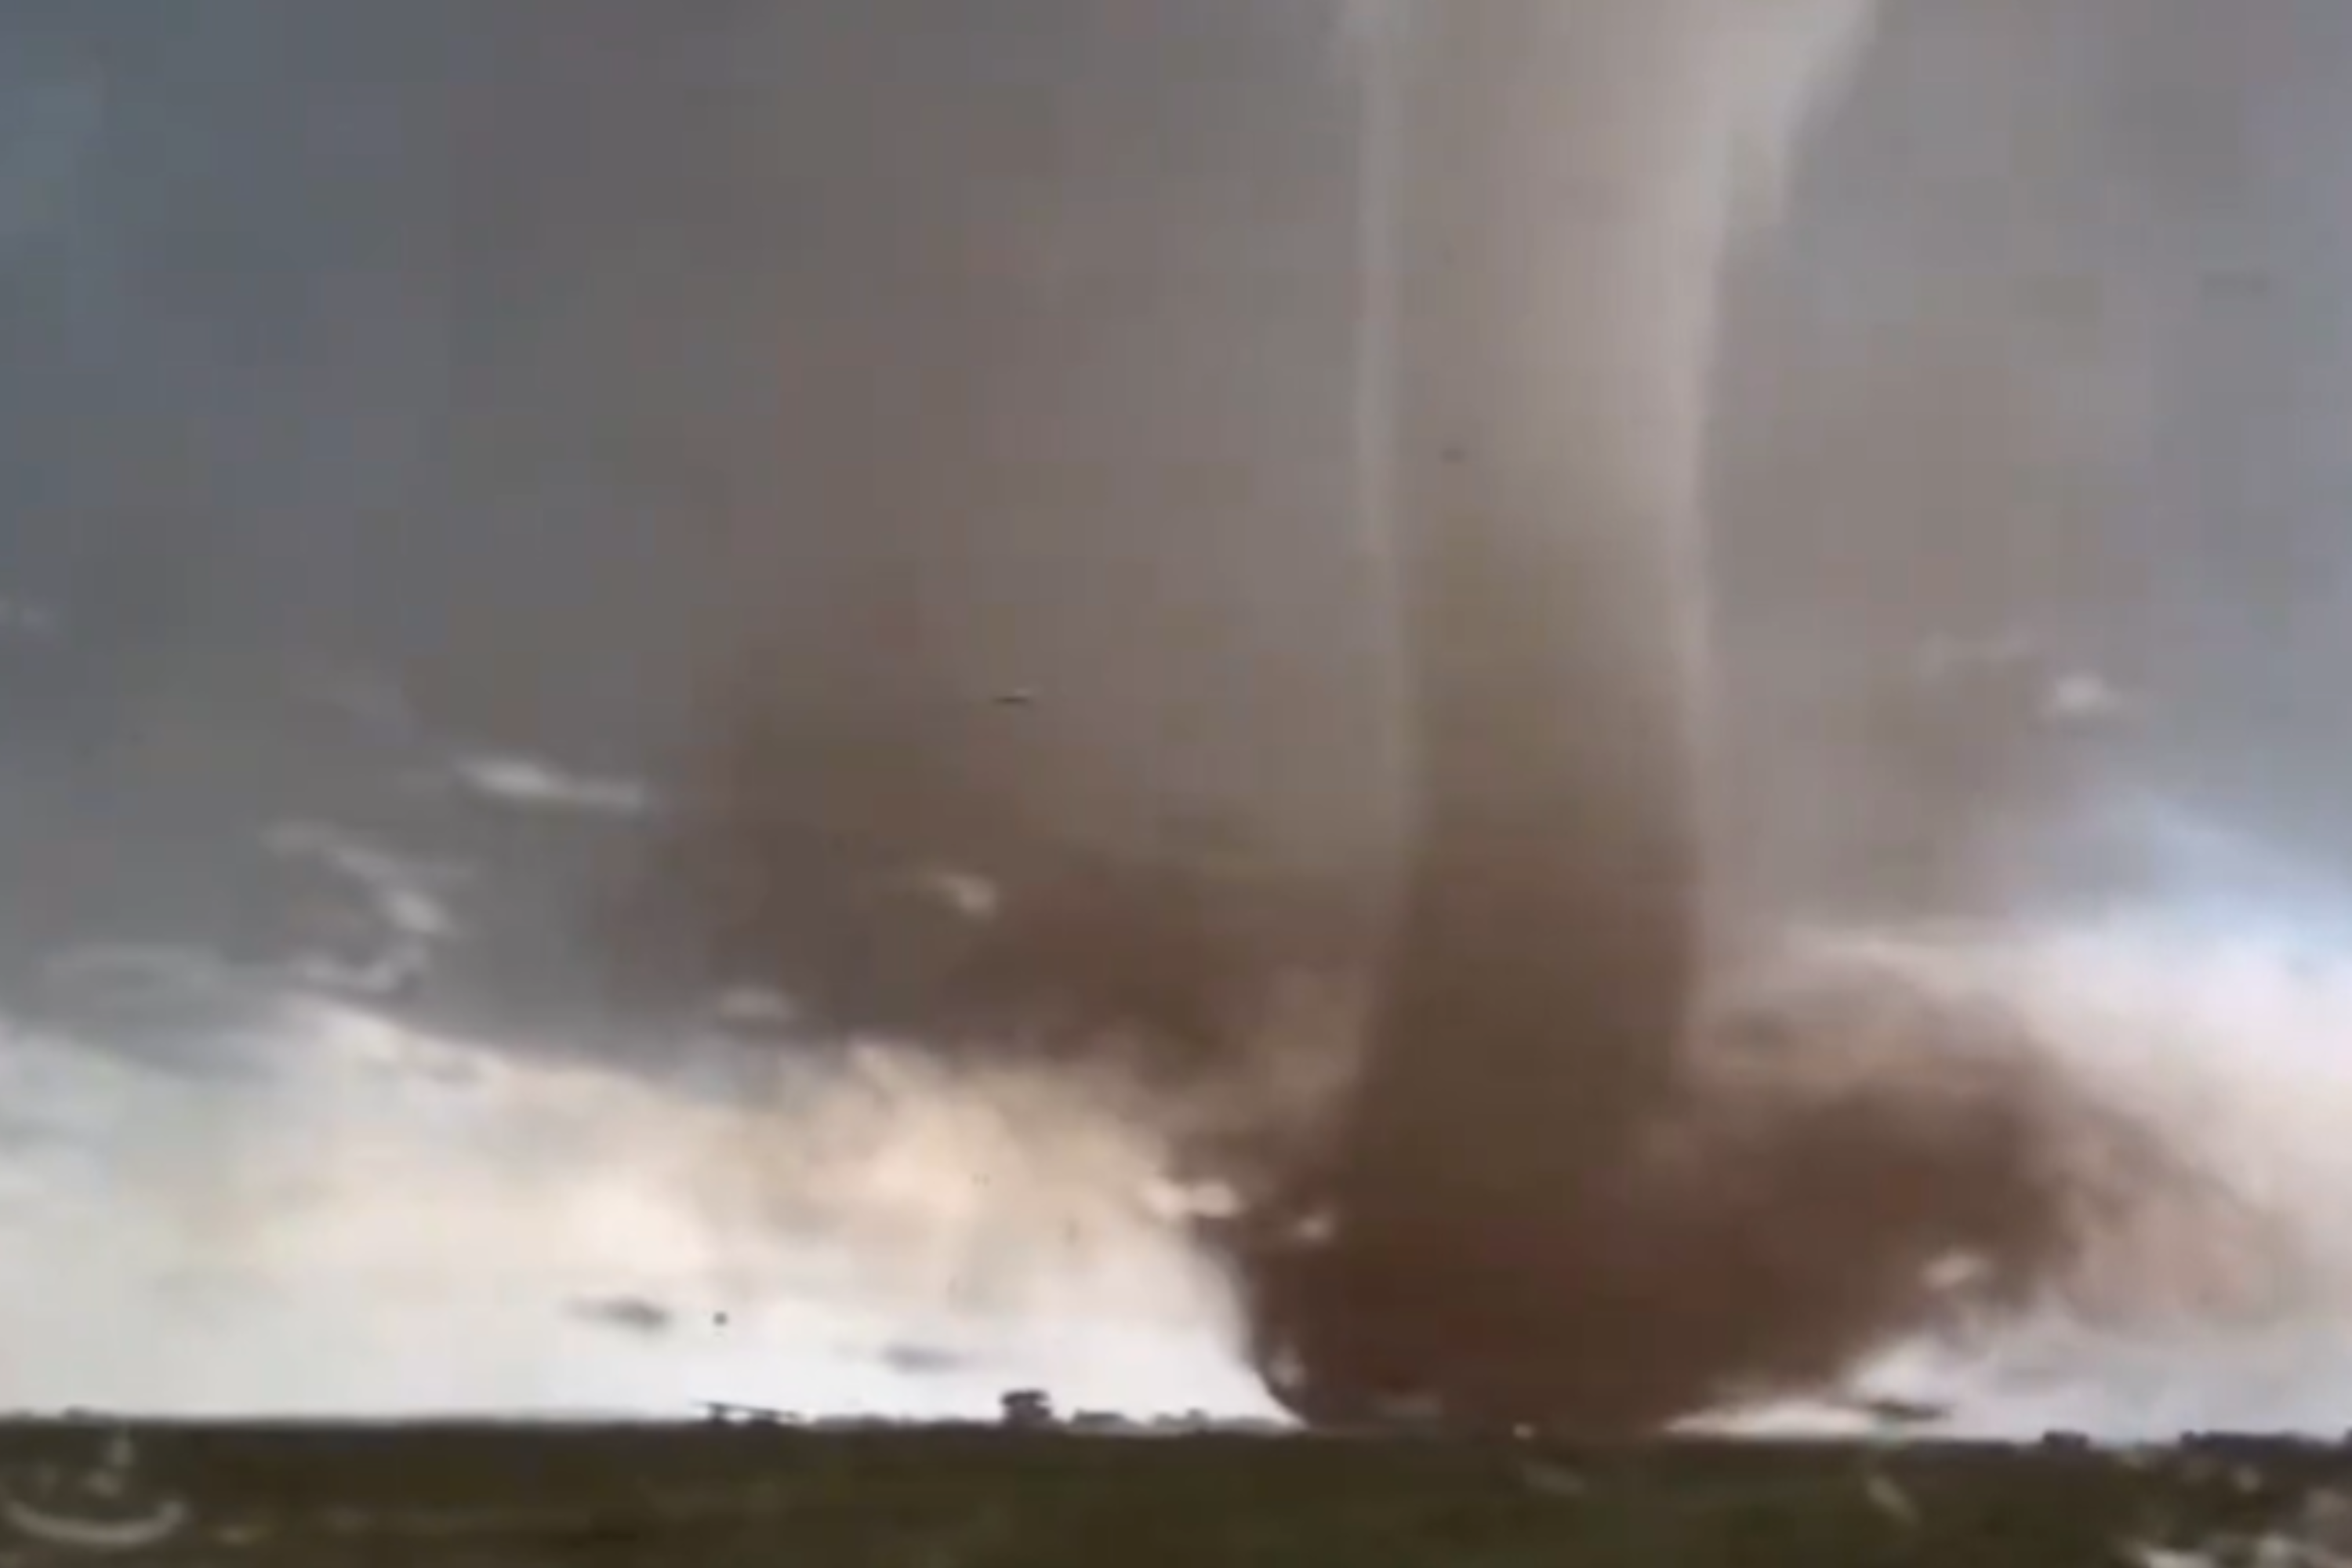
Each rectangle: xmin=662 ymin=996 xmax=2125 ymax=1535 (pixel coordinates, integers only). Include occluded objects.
xmin=0 ymin=1420 xmax=2339 ymax=1564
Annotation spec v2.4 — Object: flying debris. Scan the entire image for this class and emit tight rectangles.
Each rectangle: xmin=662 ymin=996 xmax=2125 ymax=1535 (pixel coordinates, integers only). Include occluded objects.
xmin=565 ymin=1293 xmax=677 ymax=1337
xmin=877 ymin=1340 xmax=972 ymax=1377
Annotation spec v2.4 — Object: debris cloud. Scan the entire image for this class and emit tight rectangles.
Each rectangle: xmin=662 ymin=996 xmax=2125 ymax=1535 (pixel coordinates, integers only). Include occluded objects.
xmin=634 ymin=0 xmax=2308 ymax=1436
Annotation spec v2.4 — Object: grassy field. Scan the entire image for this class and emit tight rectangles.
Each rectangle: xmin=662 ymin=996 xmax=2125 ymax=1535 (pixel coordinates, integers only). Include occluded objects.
xmin=0 ymin=1419 xmax=2343 ymax=1564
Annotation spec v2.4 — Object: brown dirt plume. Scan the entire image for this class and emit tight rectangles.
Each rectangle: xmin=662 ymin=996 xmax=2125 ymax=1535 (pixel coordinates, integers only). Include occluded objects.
xmin=618 ymin=0 xmax=2181 ymax=1434
xmin=622 ymin=695 xmax=2171 ymax=1431
xmin=1207 ymin=0 xmax=2104 ymax=1431
xmin=1223 ymin=932 xmax=2185 ymax=1431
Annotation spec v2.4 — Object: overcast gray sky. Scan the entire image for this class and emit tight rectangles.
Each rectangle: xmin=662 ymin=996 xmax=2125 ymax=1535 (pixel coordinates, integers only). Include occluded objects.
xmin=0 ymin=0 xmax=2350 ymax=1036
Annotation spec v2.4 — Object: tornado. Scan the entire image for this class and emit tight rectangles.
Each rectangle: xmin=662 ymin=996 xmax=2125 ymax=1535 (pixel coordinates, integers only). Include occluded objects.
xmin=639 ymin=0 xmax=2196 ymax=1435
xmin=1222 ymin=0 xmax=2114 ymax=1430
